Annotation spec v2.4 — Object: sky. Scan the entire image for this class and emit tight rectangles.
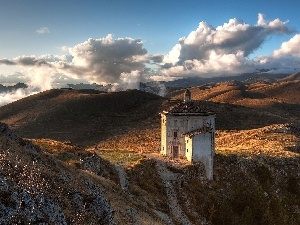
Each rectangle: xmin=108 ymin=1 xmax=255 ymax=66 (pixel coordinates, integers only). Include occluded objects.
xmin=0 ymin=0 xmax=300 ymax=105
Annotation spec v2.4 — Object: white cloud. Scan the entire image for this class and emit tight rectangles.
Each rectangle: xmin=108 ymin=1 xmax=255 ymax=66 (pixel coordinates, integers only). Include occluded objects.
xmin=110 ymin=70 xmax=141 ymax=91
xmin=257 ymin=13 xmax=267 ymax=26
xmin=64 ymin=34 xmax=162 ymax=84
xmin=36 ymin=27 xmax=50 ymax=34
xmin=0 ymin=34 xmax=164 ymax=105
xmin=0 ymin=72 xmax=27 ymax=85
xmin=272 ymin=34 xmax=300 ymax=57
xmin=0 ymin=67 xmax=56 ymax=106
xmin=150 ymin=74 xmax=176 ymax=82
xmin=0 ymin=89 xmax=38 ymax=106
xmin=252 ymin=34 xmax=300 ymax=74
xmin=161 ymin=14 xmax=294 ymax=79
xmin=162 ymin=44 xmax=181 ymax=65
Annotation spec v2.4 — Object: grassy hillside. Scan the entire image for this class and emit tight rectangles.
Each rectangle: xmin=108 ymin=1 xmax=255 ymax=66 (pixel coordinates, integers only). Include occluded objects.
xmin=0 ymin=89 xmax=164 ymax=148
xmin=0 ymin=74 xmax=299 ymax=224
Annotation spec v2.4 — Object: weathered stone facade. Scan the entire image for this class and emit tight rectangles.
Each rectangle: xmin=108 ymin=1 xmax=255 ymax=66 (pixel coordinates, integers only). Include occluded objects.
xmin=161 ymin=90 xmax=215 ymax=179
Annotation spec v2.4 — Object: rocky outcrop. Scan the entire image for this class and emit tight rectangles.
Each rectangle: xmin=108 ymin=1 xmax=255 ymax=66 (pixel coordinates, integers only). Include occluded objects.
xmin=0 ymin=123 xmax=114 ymax=224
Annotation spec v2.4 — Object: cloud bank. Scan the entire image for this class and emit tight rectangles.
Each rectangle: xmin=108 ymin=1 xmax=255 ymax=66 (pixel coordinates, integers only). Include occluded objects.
xmin=159 ymin=13 xmax=296 ymax=79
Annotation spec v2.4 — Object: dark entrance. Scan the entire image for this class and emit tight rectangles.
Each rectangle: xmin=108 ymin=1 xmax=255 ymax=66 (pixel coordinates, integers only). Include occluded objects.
xmin=173 ymin=146 xmax=179 ymax=158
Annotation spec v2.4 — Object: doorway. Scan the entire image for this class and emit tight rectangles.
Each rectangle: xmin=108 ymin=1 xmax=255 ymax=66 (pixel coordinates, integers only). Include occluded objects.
xmin=173 ymin=146 xmax=179 ymax=158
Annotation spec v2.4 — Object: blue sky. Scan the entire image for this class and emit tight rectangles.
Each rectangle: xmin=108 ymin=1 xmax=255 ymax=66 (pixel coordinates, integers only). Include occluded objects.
xmin=0 ymin=0 xmax=300 ymax=105
xmin=1 ymin=0 xmax=298 ymax=58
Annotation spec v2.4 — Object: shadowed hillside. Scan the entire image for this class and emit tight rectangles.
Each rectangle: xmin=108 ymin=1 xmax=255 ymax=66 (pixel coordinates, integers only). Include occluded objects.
xmin=170 ymin=77 xmax=300 ymax=124
xmin=0 ymin=89 xmax=164 ymax=148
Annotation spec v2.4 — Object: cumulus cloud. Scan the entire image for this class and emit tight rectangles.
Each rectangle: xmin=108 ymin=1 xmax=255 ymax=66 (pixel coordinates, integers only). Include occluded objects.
xmin=0 ymin=35 xmax=162 ymax=86
xmin=272 ymin=34 xmax=300 ymax=57
xmin=0 ymin=89 xmax=37 ymax=106
xmin=0 ymin=67 xmax=57 ymax=106
xmin=0 ymin=55 xmax=65 ymax=67
xmin=161 ymin=13 xmax=294 ymax=78
xmin=0 ymin=34 xmax=165 ymax=105
xmin=110 ymin=70 xmax=141 ymax=91
xmin=65 ymin=34 xmax=150 ymax=83
xmin=254 ymin=34 xmax=300 ymax=73
xmin=0 ymin=73 xmax=27 ymax=85
xmin=36 ymin=27 xmax=50 ymax=34
xmin=0 ymin=59 xmax=16 ymax=65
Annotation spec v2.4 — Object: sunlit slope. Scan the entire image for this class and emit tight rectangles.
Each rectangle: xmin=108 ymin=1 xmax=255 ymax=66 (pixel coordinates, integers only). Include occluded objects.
xmin=170 ymin=77 xmax=300 ymax=122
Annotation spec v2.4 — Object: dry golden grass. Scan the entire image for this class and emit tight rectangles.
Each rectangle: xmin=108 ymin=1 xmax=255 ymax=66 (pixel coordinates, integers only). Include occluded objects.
xmin=30 ymin=138 xmax=91 ymax=164
xmin=97 ymin=127 xmax=161 ymax=153
xmin=216 ymin=124 xmax=299 ymax=158
xmin=234 ymin=98 xmax=276 ymax=108
xmin=210 ymin=89 xmax=243 ymax=103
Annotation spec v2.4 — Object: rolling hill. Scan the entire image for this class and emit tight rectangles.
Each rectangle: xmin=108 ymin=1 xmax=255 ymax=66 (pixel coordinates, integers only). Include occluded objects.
xmin=0 ymin=89 xmax=164 ymax=148
xmin=0 ymin=73 xmax=299 ymax=224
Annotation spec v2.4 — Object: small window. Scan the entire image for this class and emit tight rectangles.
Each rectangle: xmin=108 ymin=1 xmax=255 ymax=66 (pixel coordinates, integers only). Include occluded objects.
xmin=174 ymin=131 xmax=178 ymax=138
xmin=186 ymin=139 xmax=189 ymax=143
xmin=187 ymin=149 xmax=188 ymax=152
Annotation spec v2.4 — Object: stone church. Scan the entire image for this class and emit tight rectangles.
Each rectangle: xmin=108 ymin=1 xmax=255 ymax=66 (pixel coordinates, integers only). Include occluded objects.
xmin=160 ymin=89 xmax=216 ymax=179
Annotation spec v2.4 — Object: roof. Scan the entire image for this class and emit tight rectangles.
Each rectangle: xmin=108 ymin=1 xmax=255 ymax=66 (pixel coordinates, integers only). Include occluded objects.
xmin=184 ymin=129 xmax=204 ymax=138
xmin=162 ymin=101 xmax=215 ymax=116
xmin=184 ymin=127 xmax=213 ymax=138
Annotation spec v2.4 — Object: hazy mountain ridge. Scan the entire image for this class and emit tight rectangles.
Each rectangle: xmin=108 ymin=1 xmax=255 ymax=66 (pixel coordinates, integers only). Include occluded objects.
xmin=0 ymin=83 xmax=28 ymax=93
xmin=162 ymin=72 xmax=289 ymax=89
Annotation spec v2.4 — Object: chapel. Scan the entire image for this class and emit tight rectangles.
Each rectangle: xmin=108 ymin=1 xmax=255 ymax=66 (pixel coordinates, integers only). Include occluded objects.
xmin=160 ymin=89 xmax=216 ymax=179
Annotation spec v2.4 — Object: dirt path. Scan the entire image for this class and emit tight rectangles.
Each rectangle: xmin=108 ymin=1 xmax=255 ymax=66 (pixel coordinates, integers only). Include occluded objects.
xmin=155 ymin=160 xmax=192 ymax=225
xmin=115 ymin=164 xmax=129 ymax=192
